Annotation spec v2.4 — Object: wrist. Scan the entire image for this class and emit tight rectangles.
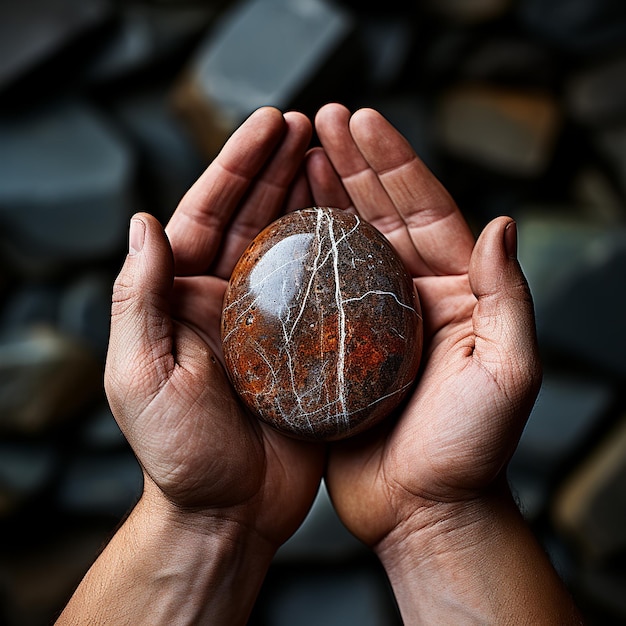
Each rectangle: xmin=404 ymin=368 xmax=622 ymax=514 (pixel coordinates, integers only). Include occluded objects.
xmin=58 ymin=482 xmax=276 ymax=626
xmin=375 ymin=485 xmax=512 ymax=582
xmin=139 ymin=479 xmax=275 ymax=557
xmin=130 ymin=484 xmax=276 ymax=624
xmin=374 ymin=485 xmax=581 ymax=624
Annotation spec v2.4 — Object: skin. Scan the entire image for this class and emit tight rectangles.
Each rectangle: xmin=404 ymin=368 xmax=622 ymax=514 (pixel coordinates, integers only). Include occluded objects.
xmin=311 ymin=104 xmax=582 ymax=623
xmin=56 ymin=104 xmax=582 ymax=625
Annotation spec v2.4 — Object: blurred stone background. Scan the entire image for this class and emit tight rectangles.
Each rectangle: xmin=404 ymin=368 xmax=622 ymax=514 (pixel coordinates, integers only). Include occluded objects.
xmin=1 ymin=0 xmax=625 ymax=623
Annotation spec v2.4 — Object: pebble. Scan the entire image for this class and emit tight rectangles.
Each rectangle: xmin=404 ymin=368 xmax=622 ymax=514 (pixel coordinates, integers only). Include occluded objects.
xmin=222 ymin=207 xmax=422 ymax=441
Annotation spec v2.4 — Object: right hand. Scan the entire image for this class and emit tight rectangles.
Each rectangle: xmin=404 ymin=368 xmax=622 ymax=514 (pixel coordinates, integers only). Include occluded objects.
xmin=105 ymin=107 xmax=325 ymax=551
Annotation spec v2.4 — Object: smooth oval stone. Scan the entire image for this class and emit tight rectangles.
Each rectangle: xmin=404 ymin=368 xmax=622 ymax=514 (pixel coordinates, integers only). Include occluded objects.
xmin=221 ymin=207 xmax=423 ymax=441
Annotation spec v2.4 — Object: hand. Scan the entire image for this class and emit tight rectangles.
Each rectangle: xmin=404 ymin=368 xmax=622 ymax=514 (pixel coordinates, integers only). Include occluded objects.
xmin=308 ymin=104 xmax=541 ymax=544
xmin=306 ymin=105 xmax=585 ymax=624
xmin=58 ymin=107 xmax=326 ymax=625
xmin=105 ymin=107 xmax=324 ymax=549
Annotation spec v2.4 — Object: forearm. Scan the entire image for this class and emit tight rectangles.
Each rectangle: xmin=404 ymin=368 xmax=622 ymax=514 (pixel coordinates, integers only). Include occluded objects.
xmin=56 ymin=488 xmax=275 ymax=625
xmin=376 ymin=487 xmax=583 ymax=625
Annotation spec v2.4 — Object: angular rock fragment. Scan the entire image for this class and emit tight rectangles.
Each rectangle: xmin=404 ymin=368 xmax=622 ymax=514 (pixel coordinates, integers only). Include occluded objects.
xmin=171 ymin=0 xmax=358 ymax=159
xmin=437 ymin=85 xmax=561 ymax=176
xmin=0 ymin=327 xmax=101 ymax=434
xmin=0 ymin=99 xmax=133 ymax=272
xmin=553 ymin=415 xmax=626 ymax=560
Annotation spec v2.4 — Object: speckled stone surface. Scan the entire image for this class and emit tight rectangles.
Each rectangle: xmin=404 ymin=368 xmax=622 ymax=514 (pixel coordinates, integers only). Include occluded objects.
xmin=221 ymin=207 xmax=422 ymax=441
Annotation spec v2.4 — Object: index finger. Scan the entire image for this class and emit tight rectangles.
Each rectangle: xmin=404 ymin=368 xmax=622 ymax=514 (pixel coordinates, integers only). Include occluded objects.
xmin=165 ymin=107 xmax=287 ymax=276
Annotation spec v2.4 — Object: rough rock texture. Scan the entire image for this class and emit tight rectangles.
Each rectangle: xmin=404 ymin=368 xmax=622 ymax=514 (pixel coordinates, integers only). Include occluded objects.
xmin=222 ymin=207 xmax=422 ymax=441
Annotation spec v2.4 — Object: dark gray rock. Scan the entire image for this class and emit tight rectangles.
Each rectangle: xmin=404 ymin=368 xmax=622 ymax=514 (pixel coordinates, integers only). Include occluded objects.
xmin=0 ymin=284 xmax=61 ymax=331
xmin=172 ymin=0 xmax=358 ymax=159
xmin=1 ymin=273 xmax=112 ymax=359
xmin=357 ymin=14 xmax=414 ymax=90
xmin=510 ymin=374 xmax=615 ymax=478
xmin=517 ymin=213 xmax=619 ymax=313
xmin=536 ymin=231 xmax=626 ymax=378
xmin=58 ymin=272 xmax=113 ymax=359
xmin=508 ymin=371 xmax=614 ymax=521
xmin=83 ymin=3 xmax=215 ymax=85
xmin=0 ymin=99 xmax=134 ymax=271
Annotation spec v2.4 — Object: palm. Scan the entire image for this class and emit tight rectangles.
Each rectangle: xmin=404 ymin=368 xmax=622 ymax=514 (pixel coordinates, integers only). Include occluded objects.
xmin=310 ymin=104 xmax=540 ymax=546
xmin=170 ymin=274 xmax=324 ymax=539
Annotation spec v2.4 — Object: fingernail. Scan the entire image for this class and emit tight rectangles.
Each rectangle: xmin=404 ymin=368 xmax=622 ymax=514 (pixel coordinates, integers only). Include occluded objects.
xmin=504 ymin=220 xmax=517 ymax=260
xmin=129 ymin=218 xmax=145 ymax=256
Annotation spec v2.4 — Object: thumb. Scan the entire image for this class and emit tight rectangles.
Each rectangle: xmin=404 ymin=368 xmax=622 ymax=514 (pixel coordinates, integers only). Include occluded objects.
xmin=468 ymin=217 xmax=542 ymax=410
xmin=105 ymin=213 xmax=176 ymax=418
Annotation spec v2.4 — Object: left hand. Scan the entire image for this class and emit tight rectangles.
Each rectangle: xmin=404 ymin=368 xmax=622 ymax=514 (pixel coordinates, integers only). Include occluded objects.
xmin=307 ymin=103 xmax=542 ymax=547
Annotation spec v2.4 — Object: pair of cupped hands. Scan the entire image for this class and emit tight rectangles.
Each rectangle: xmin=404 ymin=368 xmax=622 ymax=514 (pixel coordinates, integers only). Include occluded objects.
xmin=106 ymin=103 xmax=541 ymax=557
